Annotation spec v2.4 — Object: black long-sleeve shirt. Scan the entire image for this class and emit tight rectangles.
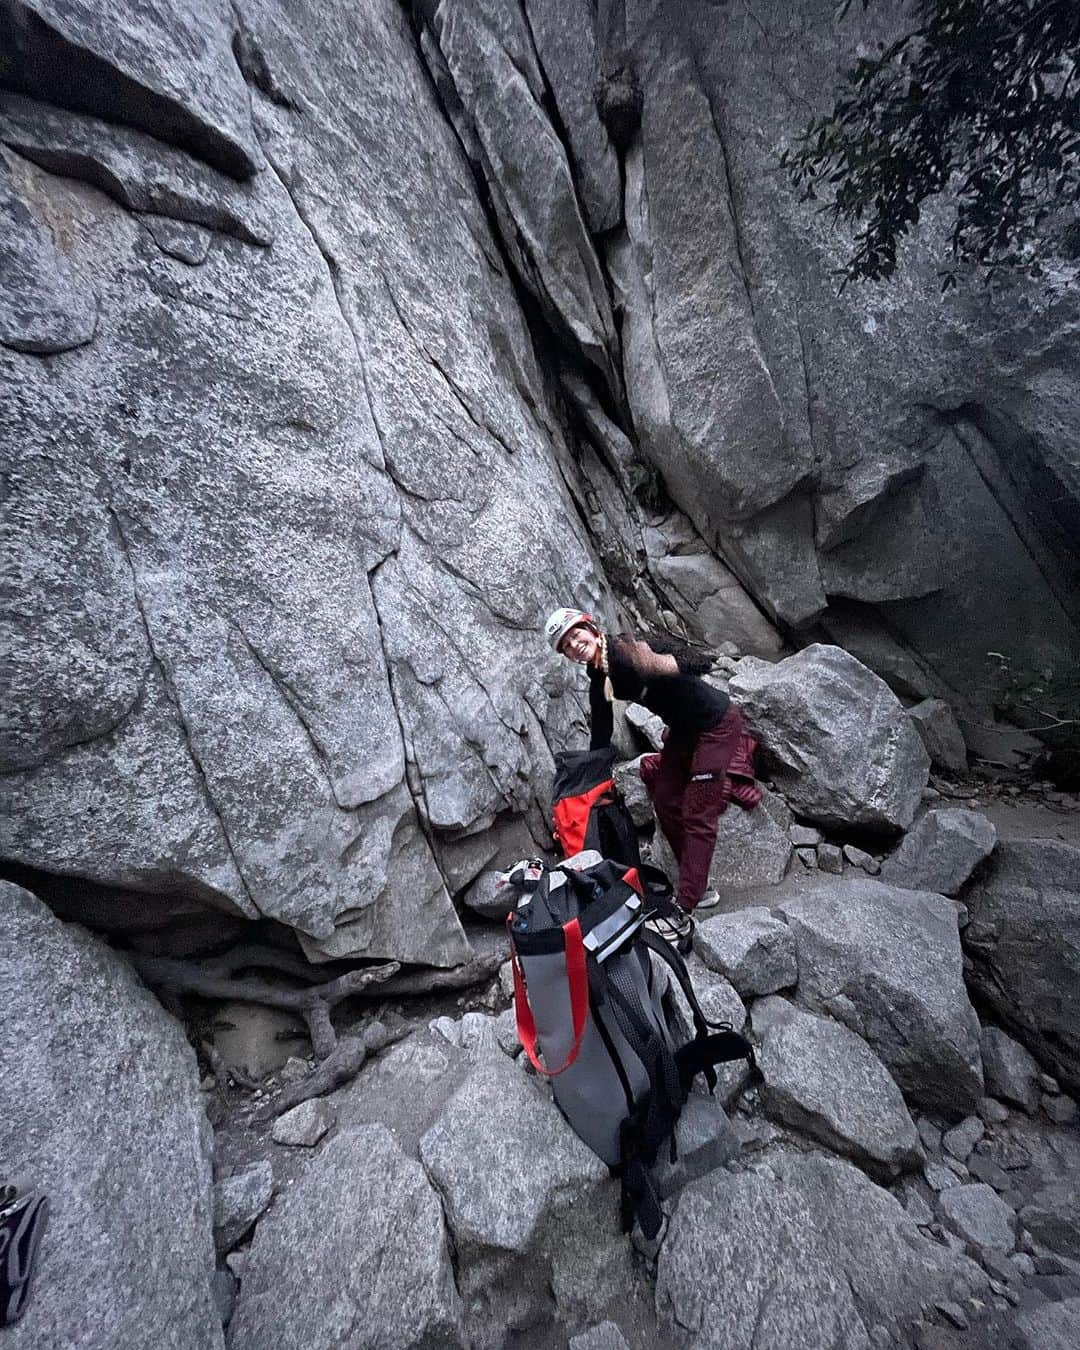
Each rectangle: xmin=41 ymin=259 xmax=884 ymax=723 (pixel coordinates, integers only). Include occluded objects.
xmin=588 ymin=634 xmax=729 ymax=749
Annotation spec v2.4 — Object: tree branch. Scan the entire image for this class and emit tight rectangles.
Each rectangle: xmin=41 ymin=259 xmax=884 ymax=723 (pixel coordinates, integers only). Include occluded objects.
xmin=132 ymin=950 xmax=401 ymax=1060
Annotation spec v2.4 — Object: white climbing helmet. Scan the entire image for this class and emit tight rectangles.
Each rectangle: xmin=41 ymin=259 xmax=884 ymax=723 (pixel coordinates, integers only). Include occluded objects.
xmin=544 ymin=606 xmax=595 ymax=651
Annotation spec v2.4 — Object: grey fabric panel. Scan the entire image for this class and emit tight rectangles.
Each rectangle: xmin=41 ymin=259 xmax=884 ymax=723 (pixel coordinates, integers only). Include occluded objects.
xmin=519 ymin=947 xmax=648 ymax=1164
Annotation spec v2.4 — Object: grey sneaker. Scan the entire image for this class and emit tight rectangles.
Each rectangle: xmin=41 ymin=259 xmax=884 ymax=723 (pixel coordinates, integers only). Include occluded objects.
xmin=644 ymin=906 xmax=693 ymax=951
xmin=694 ymin=890 xmax=722 ymax=911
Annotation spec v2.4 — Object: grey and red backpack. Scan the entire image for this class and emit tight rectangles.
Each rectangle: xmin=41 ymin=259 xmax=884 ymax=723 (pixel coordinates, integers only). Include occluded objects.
xmin=505 ymin=760 xmax=760 ymax=1237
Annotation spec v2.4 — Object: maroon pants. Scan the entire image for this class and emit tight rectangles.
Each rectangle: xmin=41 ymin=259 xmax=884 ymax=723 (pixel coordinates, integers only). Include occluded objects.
xmin=639 ymin=706 xmax=745 ymax=911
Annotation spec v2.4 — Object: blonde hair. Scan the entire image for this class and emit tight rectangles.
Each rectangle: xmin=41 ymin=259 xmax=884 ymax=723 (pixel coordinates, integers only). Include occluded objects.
xmin=597 ymin=632 xmax=614 ymax=702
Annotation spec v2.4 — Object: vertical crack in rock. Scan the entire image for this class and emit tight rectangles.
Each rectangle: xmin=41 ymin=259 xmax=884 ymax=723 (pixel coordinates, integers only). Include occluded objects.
xmin=691 ymin=54 xmax=758 ymax=324
xmin=793 ymin=296 xmax=819 ymax=465
xmin=377 ymin=267 xmax=517 ymax=458
xmin=517 ymin=0 xmax=620 ymax=292
xmin=226 ymin=617 xmax=348 ymax=811
xmin=366 ymin=550 xmax=447 ymax=885
xmin=943 ymin=408 xmax=1080 ymax=629
xmin=107 ymin=505 xmax=261 ymax=917
xmin=410 ymin=2 xmax=629 ymax=429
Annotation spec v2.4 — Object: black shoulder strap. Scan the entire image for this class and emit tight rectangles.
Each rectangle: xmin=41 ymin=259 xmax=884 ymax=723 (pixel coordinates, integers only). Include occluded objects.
xmin=638 ymin=928 xmax=722 ymax=1036
xmin=675 ymin=1031 xmax=762 ymax=1097
xmin=638 ymin=928 xmax=762 ymax=1093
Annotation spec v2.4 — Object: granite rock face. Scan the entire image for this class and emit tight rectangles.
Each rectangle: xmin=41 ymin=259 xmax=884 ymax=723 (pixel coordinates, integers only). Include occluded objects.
xmin=0 ymin=883 xmax=222 ymax=1350
xmin=4 ymin=0 xmax=1079 ymax=986
xmin=0 ymin=0 xmax=604 ymax=968
xmin=418 ymin=0 xmax=1080 ymax=698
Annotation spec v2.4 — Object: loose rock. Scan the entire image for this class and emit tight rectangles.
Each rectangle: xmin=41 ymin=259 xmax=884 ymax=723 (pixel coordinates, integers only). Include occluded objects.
xmin=842 ymin=844 xmax=880 ymax=875
xmin=907 ymin=700 xmax=968 ymax=778
xmin=1019 ymin=1181 xmax=1080 ymax=1259
xmin=461 ymin=870 xmax=516 ymax=922
xmin=625 ymin=703 xmax=665 ymax=751
xmin=613 ymin=756 xmax=655 ymax=826
xmin=964 ymin=841 xmax=1080 ymax=1097
xmin=418 ymin=1053 xmax=632 ymax=1337
xmin=271 ymin=1099 xmax=335 ymax=1148
xmin=214 ymin=1161 xmax=274 ymax=1252
xmin=942 ymin=1117 xmax=984 ymax=1163
xmin=229 ymin=1126 xmax=463 ymax=1349
xmin=657 ymin=1150 xmax=985 ymax=1348
xmin=778 ymin=877 xmax=984 ymax=1117
xmin=880 ymin=809 xmax=996 ymax=897
xmin=980 ymin=1027 xmax=1042 ymax=1114
xmin=1043 ymin=1094 xmax=1078 ymax=1126
xmin=977 ymin=1096 xmax=1010 ymax=1125
xmin=817 ymin=843 xmax=844 ymax=875
xmin=693 ymin=906 xmax=797 ymax=998
xmin=938 ymin=1184 xmax=1017 ymax=1254
xmin=569 ymin=1323 xmax=630 ymax=1350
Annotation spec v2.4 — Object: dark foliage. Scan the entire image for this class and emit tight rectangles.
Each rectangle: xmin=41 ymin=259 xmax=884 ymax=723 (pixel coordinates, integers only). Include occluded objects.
xmin=780 ymin=0 xmax=1080 ymax=289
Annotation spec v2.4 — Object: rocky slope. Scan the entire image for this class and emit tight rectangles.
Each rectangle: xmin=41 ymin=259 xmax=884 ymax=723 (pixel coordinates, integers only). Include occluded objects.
xmin=7 ymin=649 xmax=1079 ymax=1348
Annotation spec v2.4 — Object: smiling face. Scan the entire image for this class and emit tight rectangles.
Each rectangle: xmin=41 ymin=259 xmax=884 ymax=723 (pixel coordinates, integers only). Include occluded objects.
xmin=559 ymin=623 xmax=600 ymax=664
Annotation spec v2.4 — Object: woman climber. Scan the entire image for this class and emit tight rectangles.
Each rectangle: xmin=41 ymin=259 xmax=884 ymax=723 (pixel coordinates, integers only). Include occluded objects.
xmin=544 ymin=606 xmax=761 ymax=944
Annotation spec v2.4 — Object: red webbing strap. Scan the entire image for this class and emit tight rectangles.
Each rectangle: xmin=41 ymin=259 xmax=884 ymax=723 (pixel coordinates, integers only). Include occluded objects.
xmin=508 ymin=918 xmax=589 ymax=1077
xmin=622 ymin=867 xmax=643 ymax=896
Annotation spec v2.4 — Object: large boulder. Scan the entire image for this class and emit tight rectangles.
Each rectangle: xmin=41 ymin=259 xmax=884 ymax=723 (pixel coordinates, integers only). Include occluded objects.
xmin=228 ymin=1125 xmax=464 ymax=1349
xmin=693 ymin=907 xmax=797 ymax=999
xmin=1019 ymin=1180 xmax=1080 ymax=1261
xmin=418 ymin=1053 xmax=633 ymax=1344
xmin=980 ymin=1026 xmax=1042 ymax=1114
xmin=880 ymin=808 xmax=997 ymax=896
xmin=777 ymin=876 xmax=984 ymax=1117
xmin=963 ymin=840 xmax=1080 ymax=1096
xmin=656 ymin=1150 xmax=986 ymax=1349
xmin=0 ymin=883 xmax=222 ymax=1349
xmin=729 ymin=646 xmax=930 ymax=831
xmin=938 ymin=1183 xmax=1017 ymax=1255
xmin=757 ymin=1002 xmax=923 ymax=1180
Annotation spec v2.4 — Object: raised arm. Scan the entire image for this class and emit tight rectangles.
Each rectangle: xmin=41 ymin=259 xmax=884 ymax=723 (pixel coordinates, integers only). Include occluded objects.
xmin=612 ymin=635 xmax=680 ymax=680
